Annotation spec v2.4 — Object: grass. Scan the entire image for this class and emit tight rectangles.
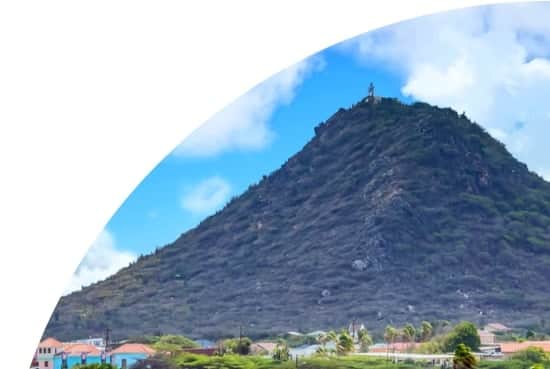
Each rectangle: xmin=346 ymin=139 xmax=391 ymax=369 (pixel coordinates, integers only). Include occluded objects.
xmin=171 ymin=354 xmax=436 ymax=369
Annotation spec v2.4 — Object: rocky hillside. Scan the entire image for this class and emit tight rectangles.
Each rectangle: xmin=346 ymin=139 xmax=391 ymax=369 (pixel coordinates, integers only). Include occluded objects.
xmin=45 ymin=97 xmax=550 ymax=341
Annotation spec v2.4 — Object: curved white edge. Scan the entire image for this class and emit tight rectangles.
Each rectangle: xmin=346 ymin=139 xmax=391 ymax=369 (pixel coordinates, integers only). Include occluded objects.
xmin=0 ymin=0 xmax=519 ymax=366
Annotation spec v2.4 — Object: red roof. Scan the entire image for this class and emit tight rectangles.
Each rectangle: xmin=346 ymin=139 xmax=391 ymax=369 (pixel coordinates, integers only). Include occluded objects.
xmin=62 ymin=343 xmax=102 ymax=356
xmin=39 ymin=337 xmax=64 ymax=348
xmin=500 ymin=341 xmax=550 ymax=354
xmin=110 ymin=343 xmax=155 ymax=355
xmin=251 ymin=342 xmax=278 ymax=353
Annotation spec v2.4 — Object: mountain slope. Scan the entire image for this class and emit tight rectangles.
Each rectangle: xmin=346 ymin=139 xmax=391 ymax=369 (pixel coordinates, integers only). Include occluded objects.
xmin=45 ymin=97 xmax=550 ymax=341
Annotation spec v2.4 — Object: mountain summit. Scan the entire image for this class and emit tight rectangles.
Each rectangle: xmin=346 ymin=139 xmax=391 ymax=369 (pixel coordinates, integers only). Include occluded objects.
xmin=45 ymin=97 xmax=550 ymax=340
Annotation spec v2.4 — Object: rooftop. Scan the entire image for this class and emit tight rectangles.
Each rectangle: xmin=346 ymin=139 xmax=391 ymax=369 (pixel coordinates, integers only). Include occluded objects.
xmin=500 ymin=341 xmax=550 ymax=353
xmin=39 ymin=337 xmax=64 ymax=348
xmin=110 ymin=343 xmax=155 ymax=355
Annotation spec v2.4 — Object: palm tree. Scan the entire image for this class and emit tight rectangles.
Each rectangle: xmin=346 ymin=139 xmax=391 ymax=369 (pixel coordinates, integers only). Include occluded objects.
xmin=384 ymin=325 xmax=397 ymax=344
xmin=384 ymin=325 xmax=398 ymax=361
xmin=273 ymin=339 xmax=290 ymax=361
xmin=336 ymin=330 xmax=354 ymax=355
xmin=403 ymin=324 xmax=416 ymax=351
xmin=317 ymin=333 xmax=329 ymax=353
xmin=453 ymin=343 xmax=477 ymax=369
xmin=358 ymin=328 xmax=373 ymax=352
xmin=421 ymin=321 xmax=433 ymax=342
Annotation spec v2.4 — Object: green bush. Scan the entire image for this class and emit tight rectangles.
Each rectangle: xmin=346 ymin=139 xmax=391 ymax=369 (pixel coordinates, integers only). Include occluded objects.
xmin=444 ymin=321 xmax=480 ymax=352
xmin=512 ymin=347 xmax=549 ymax=363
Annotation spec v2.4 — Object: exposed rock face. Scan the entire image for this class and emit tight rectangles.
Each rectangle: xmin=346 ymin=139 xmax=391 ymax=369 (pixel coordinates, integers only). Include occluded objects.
xmin=351 ymin=260 xmax=367 ymax=271
xmin=45 ymin=98 xmax=550 ymax=341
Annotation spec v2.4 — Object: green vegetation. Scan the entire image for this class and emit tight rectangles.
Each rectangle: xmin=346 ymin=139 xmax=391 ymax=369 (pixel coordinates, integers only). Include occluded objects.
xmin=453 ymin=343 xmax=477 ymax=369
xmin=512 ymin=347 xmax=548 ymax=363
xmin=145 ymin=335 xmax=199 ymax=353
xmin=46 ymin=97 xmax=550 ymax=340
xmin=139 ymin=354 xmax=437 ymax=369
xmin=336 ymin=330 xmax=354 ymax=355
xmin=403 ymin=324 xmax=416 ymax=344
xmin=445 ymin=322 xmax=481 ymax=352
xmin=385 ymin=326 xmax=399 ymax=344
xmin=420 ymin=322 xmax=433 ymax=342
xmin=133 ymin=352 xmax=550 ymax=369
xmin=71 ymin=365 xmax=115 ymax=369
xmin=224 ymin=337 xmax=253 ymax=355
xmin=479 ymin=347 xmax=550 ymax=369
xmin=272 ymin=340 xmax=291 ymax=361
xmin=358 ymin=328 xmax=374 ymax=352
xmin=416 ymin=321 xmax=480 ymax=354
xmin=284 ymin=334 xmax=319 ymax=348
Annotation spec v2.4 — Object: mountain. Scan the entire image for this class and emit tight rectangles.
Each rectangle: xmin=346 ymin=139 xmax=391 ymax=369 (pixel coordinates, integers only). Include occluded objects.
xmin=44 ymin=97 xmax=550 ymax=341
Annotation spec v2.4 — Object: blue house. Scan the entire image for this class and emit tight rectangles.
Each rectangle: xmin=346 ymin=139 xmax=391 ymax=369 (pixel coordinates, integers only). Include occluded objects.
xmin=35 ymin=337 xmax=157 ymax=369
xmin=109 ymin=343 xmax=156 ymax=369
xmin=52 ymin=343 xmax=106 ymax=369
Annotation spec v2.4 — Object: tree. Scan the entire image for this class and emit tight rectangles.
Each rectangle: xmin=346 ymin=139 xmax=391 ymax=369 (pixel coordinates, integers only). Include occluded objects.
xmin=223 ymin=337 xmax=252 ymax=355
xmin=317 ymin=333 xmax=329 ymax=350
xmin=272 ymin=340 xmax=291 ymax=361
xmin=445 ymin=322 xmax=481 ymax=352
xmin=403 ymin=324 xmax=416 ymax=344
xmin=453 ymin=343 xmax=477 ymax=369
xmin=358 ymin=328 xmax=373 ymax=352
xmin=526 ymin=330 xmax=536 ymax=340
xmin=151 ymin=335 xmax=199 ymax=354
xmin=421 ymin=321 xmax=433 ymax=342
xmin=512 ymin=347 xmax=548 ymax=363
xmin=130 ymin=355 xmax=177 ymax=369
xmin=384 ymin=325 xmax=398 ymax=345
xmin=336 ymin=330 xmax=354 ymax=355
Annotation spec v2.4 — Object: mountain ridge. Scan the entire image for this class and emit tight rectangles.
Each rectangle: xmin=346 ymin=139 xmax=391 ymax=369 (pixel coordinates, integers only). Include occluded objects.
xmin=45 ymin=97 xmax=550 ymax=341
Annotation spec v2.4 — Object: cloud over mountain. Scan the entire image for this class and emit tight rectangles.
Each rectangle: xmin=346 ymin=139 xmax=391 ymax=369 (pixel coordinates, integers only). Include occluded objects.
xmin=342 ymin=3 xmax=550 ymax=179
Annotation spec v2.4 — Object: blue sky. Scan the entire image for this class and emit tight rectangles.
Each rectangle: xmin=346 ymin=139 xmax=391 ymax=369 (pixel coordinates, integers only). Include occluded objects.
xmin=66 ymin=2 xmax=550 ymax=293
xmin=107 ymin=49 xmax=409 ymax=256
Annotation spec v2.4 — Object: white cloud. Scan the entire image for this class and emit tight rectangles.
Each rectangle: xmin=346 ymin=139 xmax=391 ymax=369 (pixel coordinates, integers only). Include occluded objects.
xmin=181 ymin=176 xmax=232 ymax=215
xmin=173 ymin=56 xmax=325 ymax=157
xmin=64 ymin=229 xmax=136 ymax=294
xmin=342 ymin=3 xmax=550 ymax=177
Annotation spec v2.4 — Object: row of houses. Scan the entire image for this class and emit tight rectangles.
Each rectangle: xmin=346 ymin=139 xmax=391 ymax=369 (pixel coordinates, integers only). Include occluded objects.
xmin=32 ymin=337 xmax=155 ymax=369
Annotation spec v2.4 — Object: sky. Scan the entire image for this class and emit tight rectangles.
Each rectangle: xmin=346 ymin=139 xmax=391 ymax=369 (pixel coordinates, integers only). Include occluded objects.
xmin=66 ymin=2 xmax=550 ymax=294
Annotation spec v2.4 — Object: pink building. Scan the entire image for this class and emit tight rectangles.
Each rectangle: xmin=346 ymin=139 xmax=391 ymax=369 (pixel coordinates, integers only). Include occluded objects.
xmin=36 ymin=338 xmax=64 ymax=369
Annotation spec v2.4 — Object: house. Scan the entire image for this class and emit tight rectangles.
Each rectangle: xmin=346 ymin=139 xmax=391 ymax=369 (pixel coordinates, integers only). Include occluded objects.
xmin=499 ymin=341 xmax=550 ymax=357
xmin=478 ymin=330 xmax=496 ymax=345
xmin=35 ymin=337 xmax=155 ymax=369
xmin=54 ymin=343 xmax=104 ymax=369
xmin=36 ymin=338 xmax=64 ymax=369
xmin=250 ymin=342 xmax=278 ymax=356
xmin=73 ymin=337 xmax=105 ymax=348
xmin=484 ymin=323 xmax=512 ymax=333
xmin=110 ymin=343 xmax=156 ymax=369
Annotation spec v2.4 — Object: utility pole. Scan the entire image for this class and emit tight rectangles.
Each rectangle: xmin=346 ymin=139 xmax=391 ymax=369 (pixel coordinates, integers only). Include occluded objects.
xmin=104 ymin=327 xmax=111 ymax=352
xmin=238 ymin=325 xmax=243 ymax=354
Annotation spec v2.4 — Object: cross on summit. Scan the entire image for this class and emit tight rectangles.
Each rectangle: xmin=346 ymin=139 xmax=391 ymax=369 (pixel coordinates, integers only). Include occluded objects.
xmin=366 ymin=82 xmax=379 ymax=104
